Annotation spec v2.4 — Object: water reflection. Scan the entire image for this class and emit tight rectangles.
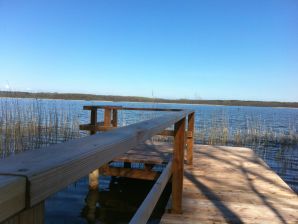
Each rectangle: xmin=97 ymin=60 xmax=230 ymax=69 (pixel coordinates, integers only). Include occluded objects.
xmin=81 ymin=177 xmax=170 ymax=224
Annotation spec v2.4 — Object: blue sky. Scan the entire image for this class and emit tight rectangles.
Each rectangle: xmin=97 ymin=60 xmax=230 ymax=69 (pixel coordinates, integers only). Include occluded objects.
xmin=0 ymin=0 xmax=297 ymax=101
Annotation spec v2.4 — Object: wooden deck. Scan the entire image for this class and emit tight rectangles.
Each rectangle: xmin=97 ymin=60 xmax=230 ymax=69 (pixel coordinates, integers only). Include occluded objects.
xmin=161 ymin=144 xmax=298 ymax=224
xmin=113 ymin=140 xmax=172 ymax=165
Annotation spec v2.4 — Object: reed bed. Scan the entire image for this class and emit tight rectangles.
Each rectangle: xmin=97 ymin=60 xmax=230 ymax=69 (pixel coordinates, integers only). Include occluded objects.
xmin=195 ymin=110 xmax=298 ymax=148
xmin=1 ymin=98 xmax=297 ymax=159
xmin=0 ymin=98 xmax=80 ymax=158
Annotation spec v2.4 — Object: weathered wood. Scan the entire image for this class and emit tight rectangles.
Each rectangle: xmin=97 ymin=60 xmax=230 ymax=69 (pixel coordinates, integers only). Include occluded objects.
xmin=129 ymin=161 xmax=172 ymax=224
xmin=0 ymin=176 xmax=26 ymax=223
xmin=3 ymin=202 xmax=44 ymax=224
xmin=112 ymin=141 xmax=172 ymax=165
xmin=83 ymin=105 xmax=123 ymax=110
xmin=79 ymin=122 xmax=104 ymax=131
xmin=80 ymin=124 xmax=115 ymax=132
xmin=103 ymin=108 xmax=112 ymax=127
xmin=99 ymin=166 xmax=160 ymax=180
xmin=88 ymin=169 xmax=99 ymax=190
xmin=187 ymin=113 xmax=194 ymax=165
xmin=88 ymin=107 xmax=99 ymax=189
xmin=158 ymin=130 xmax=174 ymax=136
xmin=161 ymin=145 xmax=298 ymax=223
xmin=144 ymin=164 xmax=154 ymax=171
xmin=112 ymin=109 xmax=118 ymax=127
xmin=172 ymin=118 xmax=186 ymax=214
xmin=0 ymin=110 xmax=192 ymax=207
xmin=90 ymin=107 xmax=97 ymax=135
xmin=83 ymin=105 xmax=182 ymax=112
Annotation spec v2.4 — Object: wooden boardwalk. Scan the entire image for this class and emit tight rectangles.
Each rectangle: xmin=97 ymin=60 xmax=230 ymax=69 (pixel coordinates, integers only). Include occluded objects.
xmin=2 ymin=105 xmax=297 ymax=224
xmin=161 ymin=144 xmax=298 ymax=224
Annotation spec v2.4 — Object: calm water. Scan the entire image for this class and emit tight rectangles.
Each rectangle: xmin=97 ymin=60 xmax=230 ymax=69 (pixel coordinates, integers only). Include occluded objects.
xmin=1 ymin=98 xmax=298 ymax=223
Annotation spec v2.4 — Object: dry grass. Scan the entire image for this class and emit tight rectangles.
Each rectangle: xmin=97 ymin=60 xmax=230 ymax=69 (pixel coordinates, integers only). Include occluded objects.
xmin=0 ymin=98 xmax=80 ymax=158
xmin=195 ymin=111 xmax=297 ymax=147
xmin=1 ymin=99 xmax=297 ymax=158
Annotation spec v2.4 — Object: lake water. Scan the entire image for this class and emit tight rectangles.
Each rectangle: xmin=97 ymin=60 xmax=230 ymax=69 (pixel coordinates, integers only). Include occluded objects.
xmin=1 ymin=98 xmax=298 ymax=223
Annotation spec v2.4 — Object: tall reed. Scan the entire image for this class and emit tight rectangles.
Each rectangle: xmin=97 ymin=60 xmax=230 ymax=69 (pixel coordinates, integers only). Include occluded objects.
xmin=0 ymin=98 xmax=80 ymax=158
xmin=195 ymin=110 xmax=297 ymax=148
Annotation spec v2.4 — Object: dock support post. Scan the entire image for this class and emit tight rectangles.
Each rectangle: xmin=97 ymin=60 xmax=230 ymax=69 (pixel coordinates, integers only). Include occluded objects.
xmin=187 ymin=113 xmax=195 ymax=165
xmin=89 ymin=107 xmax=99 ymax=189
xmin=172 ymin=117 xmax=186 ymax=214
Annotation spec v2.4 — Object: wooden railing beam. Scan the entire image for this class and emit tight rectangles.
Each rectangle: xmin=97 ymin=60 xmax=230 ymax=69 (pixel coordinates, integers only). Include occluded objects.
xmin=129 ymin=161 xmax=172 ymax=224
xmin=0 ymin=110 xmax=192 ymax=207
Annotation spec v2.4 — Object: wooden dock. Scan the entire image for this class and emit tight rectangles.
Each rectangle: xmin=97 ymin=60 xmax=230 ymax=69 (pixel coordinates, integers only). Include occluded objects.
xmin=161 ymin=144 xmax=298 ymax=224
xmin=1 ymin=105 xmax=298 ymax=224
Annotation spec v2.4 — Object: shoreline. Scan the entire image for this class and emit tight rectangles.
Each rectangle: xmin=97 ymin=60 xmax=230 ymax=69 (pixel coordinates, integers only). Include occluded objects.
xmin=1 ymin=91 xmax=298 ymax=109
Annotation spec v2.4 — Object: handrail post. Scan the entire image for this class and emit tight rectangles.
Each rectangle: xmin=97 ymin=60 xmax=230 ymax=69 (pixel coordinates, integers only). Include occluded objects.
xmin=112 ymin=109 xmax=118 ymax=127
xmin=90 ymin=107 xmax=97 ymax=135
xmin=187 ymin=112 xmax=195 ymax=165
xmin=172 ymin=117 xmax=186 ymax=214
xmin=104 ymin=108 xmax=112 ymax=127
xmin=89 ymin=107 xmax=99 ymax=189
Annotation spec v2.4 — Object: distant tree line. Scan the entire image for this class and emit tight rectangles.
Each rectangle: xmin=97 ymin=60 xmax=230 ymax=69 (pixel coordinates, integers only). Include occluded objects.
xmin=0 ymin=91 xmax=297 ymax=108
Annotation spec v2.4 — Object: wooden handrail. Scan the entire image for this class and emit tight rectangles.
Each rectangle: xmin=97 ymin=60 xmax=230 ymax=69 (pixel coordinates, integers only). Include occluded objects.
xmin=129 ymin=161 xmax=172 ymax=224
xmin=0 ymin=108 xmax=194 ymax=223
xmin=83 ymin=105 xmax=183 ymax=112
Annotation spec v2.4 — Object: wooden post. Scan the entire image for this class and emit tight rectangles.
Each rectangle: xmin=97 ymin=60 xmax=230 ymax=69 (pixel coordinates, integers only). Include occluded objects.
xmin=104 ymin=108 xmax=112 ymax=127
xmin=89 ymin=107 xmax=99 ymax=189
xmin=112 ymin=109 xmax=118 ymax=127
xmin=187 ymin=113 xmax=195 ymax=165
xmin=172 ymin=117 xmax=186 ymax=214
xmin=3 ymin=202 xmax=44 ymax=224
xmin=90 ymin=107 xmax=97 ymax=135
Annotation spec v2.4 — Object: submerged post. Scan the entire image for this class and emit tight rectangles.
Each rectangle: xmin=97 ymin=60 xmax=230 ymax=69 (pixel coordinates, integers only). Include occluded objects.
xmin=172 ymin=117 xmax=186 ymax=214
xmin=89 ymin=107 xmax=99 ymax=189
xmin=187 ymin=112 xmax=195 ymax=165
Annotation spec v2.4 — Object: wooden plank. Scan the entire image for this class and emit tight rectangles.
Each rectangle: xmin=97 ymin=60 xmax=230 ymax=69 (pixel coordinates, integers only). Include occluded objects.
xmin=161 ymin=145 xmax=298 ymax=223
xmin=80 ymin=124 xmax=114 ymax=132
xmin=171 ymin=118 xmax=186 ymax=214
xmin=0 ymin=110 xmax=191 ymax=207
xmin=129 ymin=161 xmax=172 ymax=224
xmin=186 ymin=113 xmax=194 ymax=165
xmin=83 ymin=105 xmax=185 ymax=112
xmin=157 ymin=130 xmax=192 ymax=138
xmin=99 ymin=166 xmax=160 ymax=180
xmin=112 ymin=141 xmax=173 ymax=164
xmin=79 ymin=122 xmax=104 ymax=131
xmin=83 ymin=105 xmax=123 ymax=110
xmin=0 ymin=176 xmax=26 ymax=223
xmin=158 ymin=130 xmax=174 ymax=136
xmin=3 ymin=202 xmax=44 ymax=224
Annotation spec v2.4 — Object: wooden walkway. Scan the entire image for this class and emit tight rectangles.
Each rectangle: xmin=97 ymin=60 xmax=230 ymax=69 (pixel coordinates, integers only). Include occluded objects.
xmin=161 ymin=144 xmax=298 ymax=224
